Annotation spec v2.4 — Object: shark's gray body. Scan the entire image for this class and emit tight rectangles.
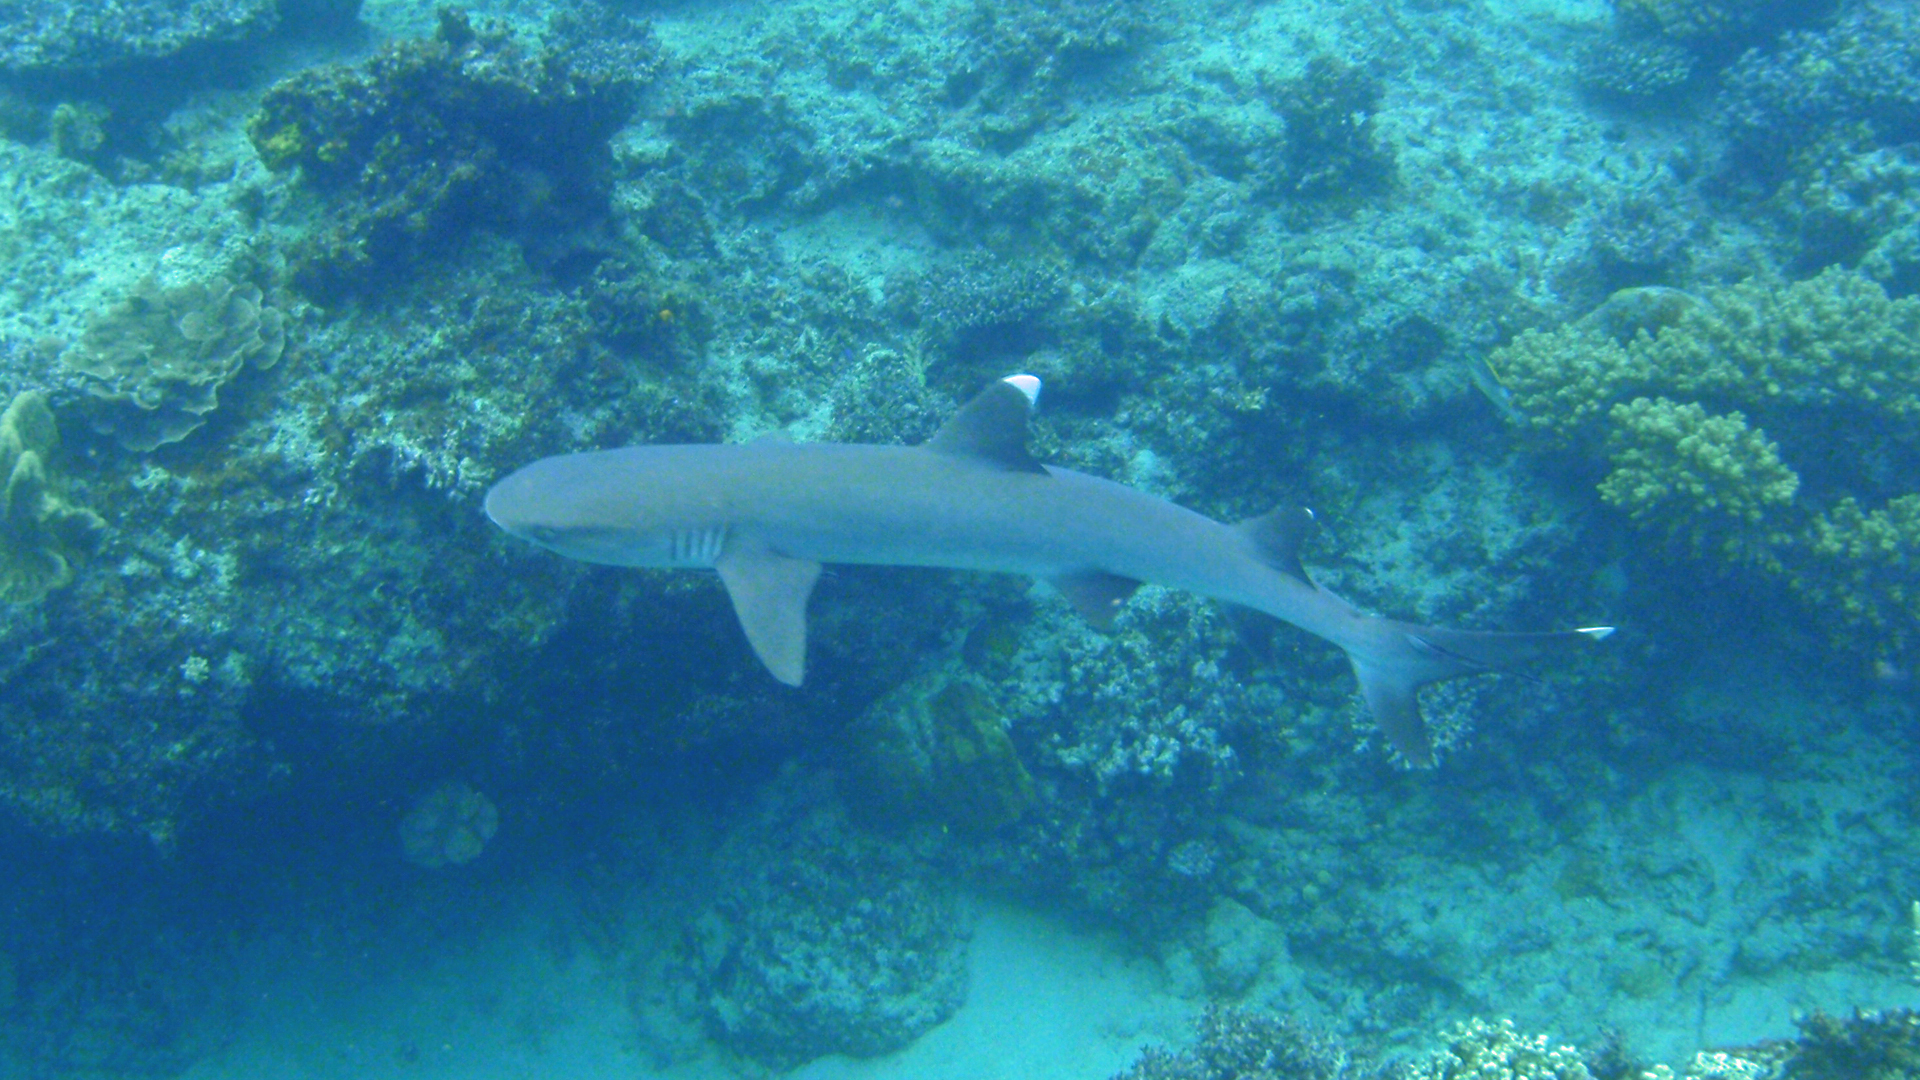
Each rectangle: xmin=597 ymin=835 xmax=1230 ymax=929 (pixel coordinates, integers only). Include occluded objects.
xmin=486 ymin=376 xmax=1611 ymax=764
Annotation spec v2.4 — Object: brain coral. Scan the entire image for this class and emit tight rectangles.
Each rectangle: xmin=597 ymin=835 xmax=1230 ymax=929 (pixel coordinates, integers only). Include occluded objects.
xmin=61 ymin=275 xmax=286 ymax=451
xmin=398 ymin=781 xmax=498 ymax=868
xmin=1488 ymin=268 xmax=1920 ymax=655
xmin=0 ymin=391 xmax=104 ymax=603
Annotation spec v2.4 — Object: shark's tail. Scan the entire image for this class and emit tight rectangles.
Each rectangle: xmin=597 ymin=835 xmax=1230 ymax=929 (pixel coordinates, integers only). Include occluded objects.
xmin=1351 ymin=623 xmax=1615 ymax=767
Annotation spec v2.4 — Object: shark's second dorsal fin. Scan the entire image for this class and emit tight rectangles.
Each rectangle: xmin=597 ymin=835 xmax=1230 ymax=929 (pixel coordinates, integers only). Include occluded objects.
xmin=925 ymin=375 xmax=1048 ymax=474
xmin=1235 ymin=506 xmax=1317 ymax=585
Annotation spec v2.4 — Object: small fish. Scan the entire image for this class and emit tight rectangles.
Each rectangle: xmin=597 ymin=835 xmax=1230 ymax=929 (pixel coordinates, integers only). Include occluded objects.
xmin=1468 ymin=354 xmax=1522 ymax=421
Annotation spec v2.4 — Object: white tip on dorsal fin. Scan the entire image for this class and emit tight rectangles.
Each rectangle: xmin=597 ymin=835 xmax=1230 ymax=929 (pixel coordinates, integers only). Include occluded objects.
xmin=1002 ymin=374 xmax=1041 ymax=406
xmin=1576 ymin=626 xmax=1616 ymax=639
xmin=925 ymin=376 xmax=1047 ymax=473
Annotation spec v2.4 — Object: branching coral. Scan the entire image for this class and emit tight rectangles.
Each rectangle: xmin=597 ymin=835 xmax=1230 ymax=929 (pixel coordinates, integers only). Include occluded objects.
xmin=1488 ymin=267 xmax=1920 ymax=653
xmin=1408 ymin=1018 xmax=1596 ymax=1080
xmin=1597 ymin=397 xmax=1799 ymax=530
xmin=0 ymin=391 xmax=104 ymax=603
xmin=61 ymin=274 xmax=287 ymax=451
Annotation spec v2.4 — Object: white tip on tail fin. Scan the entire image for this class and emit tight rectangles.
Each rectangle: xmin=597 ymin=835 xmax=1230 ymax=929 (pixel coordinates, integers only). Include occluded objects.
xmin=1351 ymin=622 xmax=1619 ymax=768
xmin=1001 ymin=374 xmax=1041 ymax=405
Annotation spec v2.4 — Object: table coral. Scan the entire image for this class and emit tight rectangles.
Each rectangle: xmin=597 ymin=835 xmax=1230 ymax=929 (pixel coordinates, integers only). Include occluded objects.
xmin=398 ymin=780 xmax=498 ymax=868
xmin=0 ymin=391 xmax=104 ymax=603
xmin=1488 ymin=267 xmax=1920 ymax=654
xmin=61 ymin=274 xmax=287 ymax=451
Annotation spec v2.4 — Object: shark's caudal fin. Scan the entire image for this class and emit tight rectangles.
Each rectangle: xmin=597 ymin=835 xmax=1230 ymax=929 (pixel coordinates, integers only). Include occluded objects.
xmin=1353 ymin=623 xmax=1615 ymax=767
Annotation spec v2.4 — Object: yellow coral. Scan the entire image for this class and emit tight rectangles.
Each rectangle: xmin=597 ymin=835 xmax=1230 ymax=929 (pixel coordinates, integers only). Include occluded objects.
xmin=0 ymin=392 xmax=105 ymax=603
xmin=1488 ymin=267 xmax=1920 ymax=651
xmin=1598 ymin=397 xmax=1799 ymax=526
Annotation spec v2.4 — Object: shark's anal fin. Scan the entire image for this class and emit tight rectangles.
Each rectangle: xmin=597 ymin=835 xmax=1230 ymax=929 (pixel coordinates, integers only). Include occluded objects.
xmin=925 ymin=375 xmax=1048 ymax=474
xmin=1049 ymin=570 xmax=1141 ymax=631
xmin=714 ymin=540 xmax=823 ymax=686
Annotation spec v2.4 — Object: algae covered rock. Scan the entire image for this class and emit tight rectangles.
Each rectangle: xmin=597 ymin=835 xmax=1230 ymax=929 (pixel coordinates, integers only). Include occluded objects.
xmin=248 ymin=6 xmax=657 ymax=297
xmin=61 ymin=274 xmax=287 ymax=451
xmin=846 ymin=672 xmax=1035 ymax=832
xmin=695 ymin=781 xmax=968 ymax=1069
xmin=0 ymin=391 xmax=104 ymax=603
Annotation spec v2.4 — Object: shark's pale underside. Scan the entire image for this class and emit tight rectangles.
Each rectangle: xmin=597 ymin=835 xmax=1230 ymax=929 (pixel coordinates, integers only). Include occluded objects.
xmin=485 ymin=375 xmax=1612 ymax=765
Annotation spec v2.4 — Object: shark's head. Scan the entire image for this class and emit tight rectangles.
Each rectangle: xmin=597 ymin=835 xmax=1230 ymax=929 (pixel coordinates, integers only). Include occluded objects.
xmin=484 ymin=448 xmax=726 ymax=568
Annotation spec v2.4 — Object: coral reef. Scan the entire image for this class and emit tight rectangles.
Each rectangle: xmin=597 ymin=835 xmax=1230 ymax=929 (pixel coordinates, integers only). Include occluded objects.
xmin=1257 ymin=58 xmax=1396 ymax=206
xmin=1595 ymin=397 xmax=1799 ymax=525
xmin=61 ymin=273 xmax=287 ymax=451
xmin=1405 ymin=1018 xmax=1596 ymax=1080
xmin=398 ymin=780 xmax=498 ymax=868
xmin=1613 ymin=0 xmax=1832 ymax=64
xmin=0 ymin=391 xmax=104 ymax=603
xmin=1489 ymin=268 xmax=1920 ymax=653
xmin=248 ymin=6 xmax=657 ymax=298
xmin=1718 ymin=6 xmax=1920 ymax=164
xmin=1114 ymin=1006 xmax=1363 ymax=1080
xmin=1576 ymin=37 xmax=1696 ymax=106
xmin=692 ymin=780 xmax=967 ymax=1069
xmin=901 ymin=253 xmax=1070 ymax=362
xmin=0 ymin=0 xmax=280 ymax=75
xmin=1767 ymin=141 xmax=1920 ymax=290
xmin=1781 ymin=1009 xmax=1920 ymax=1080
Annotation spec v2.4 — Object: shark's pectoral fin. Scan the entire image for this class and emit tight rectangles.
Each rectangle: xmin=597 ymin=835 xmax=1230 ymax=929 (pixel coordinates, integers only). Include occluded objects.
xmin=714 ymin=541 xmax=823 ymax=686
xmin=1049 ymin=570 xmax=1141 ymax=631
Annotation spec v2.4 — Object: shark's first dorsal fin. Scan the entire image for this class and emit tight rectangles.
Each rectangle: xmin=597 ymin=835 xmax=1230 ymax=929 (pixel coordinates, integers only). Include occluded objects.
xmin=925 ymin=375 xmax=1048 ymax=474
xmin=1235 ymin=506 xmax=1317 ymax=585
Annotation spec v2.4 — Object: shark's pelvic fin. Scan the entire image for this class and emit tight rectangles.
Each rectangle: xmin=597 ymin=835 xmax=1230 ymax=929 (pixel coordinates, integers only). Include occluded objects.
xmin=1050 ymin=570 xmax=1143 ymax=630
xmin=714 ymin=539 xmax=823 ymax=686
xmin=925 ymin=376 xmax=1048 ymax=473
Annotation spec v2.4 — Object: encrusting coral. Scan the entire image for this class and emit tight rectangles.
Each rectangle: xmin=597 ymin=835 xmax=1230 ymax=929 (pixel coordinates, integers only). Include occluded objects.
xmin=1488 ymin=267 xmax=1920 ymax=654
xmin=0 ymin=391 xmax=104 ymax=604
xmin=61 ymin=274 xmax=287 ymax=451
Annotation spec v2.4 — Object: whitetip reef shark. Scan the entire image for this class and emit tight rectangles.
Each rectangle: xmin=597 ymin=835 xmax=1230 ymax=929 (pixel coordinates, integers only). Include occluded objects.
xmin=485 ymin=375 xmax=1613 ymax=765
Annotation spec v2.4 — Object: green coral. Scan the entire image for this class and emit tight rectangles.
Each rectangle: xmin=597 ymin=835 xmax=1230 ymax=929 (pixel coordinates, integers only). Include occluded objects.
xmin=61 ymin=274 xmax=287 ymax=451
xmin=1488 ymin=267 xmax=1920 ymax=653
xmin=0 ymin=391 xmax=104 ymax=603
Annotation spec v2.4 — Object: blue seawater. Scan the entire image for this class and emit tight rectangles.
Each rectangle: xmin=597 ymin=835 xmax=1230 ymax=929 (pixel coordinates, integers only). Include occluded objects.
xmin=0 ymin=0 xmax=1914 ymax=1075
